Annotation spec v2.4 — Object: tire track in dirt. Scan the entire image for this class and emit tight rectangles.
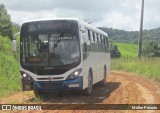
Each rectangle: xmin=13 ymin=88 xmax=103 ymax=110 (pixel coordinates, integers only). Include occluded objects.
xmin=0 ymin=71 xmax=160 ymax=113
xmin=112 ymin=71 xmax=160 ymax=104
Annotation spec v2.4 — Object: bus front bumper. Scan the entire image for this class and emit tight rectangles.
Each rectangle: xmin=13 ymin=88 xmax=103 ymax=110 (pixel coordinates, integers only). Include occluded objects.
xmin=34 ymin=76 xmax=83 ymax=91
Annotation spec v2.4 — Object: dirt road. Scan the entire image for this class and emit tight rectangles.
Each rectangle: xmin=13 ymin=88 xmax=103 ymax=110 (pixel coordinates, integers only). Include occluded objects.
xmin=1 ymin=71 xmax=160 ymax=113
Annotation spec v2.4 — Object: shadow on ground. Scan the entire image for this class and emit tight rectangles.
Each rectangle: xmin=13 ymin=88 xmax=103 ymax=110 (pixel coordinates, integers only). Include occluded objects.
xmin=27 ymin=82 xmax=121 ymax=104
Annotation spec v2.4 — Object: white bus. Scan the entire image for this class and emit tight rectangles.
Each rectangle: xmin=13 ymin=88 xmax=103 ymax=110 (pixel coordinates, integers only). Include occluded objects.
xmin=14 ymin=18 xmax=110 ymax=96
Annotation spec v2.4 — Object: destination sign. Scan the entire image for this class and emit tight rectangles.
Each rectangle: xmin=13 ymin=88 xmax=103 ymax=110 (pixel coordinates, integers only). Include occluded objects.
xmin=28 ymin=22 xmax=71 ymax=32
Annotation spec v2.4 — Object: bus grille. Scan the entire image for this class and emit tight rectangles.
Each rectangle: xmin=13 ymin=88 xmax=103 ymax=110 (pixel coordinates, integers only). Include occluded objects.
xmin=39 ymin=82 xmax=63 ymax=89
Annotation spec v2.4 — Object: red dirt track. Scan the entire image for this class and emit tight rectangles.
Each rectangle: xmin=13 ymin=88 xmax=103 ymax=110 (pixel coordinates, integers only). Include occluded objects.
xmin=1 ymin=71 xmax=160 ymax=113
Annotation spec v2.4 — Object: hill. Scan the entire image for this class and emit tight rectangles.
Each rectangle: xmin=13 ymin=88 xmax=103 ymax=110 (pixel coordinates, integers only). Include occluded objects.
xmin=98 ymin=27 xmax=160 ymax=44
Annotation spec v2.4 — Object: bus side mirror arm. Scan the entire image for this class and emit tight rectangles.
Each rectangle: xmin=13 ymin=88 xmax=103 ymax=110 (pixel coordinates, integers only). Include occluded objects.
xmin=80 ymin=25 xmax=86 ymax=33
xmin=12 ymin=32 xmax=20 ymax=52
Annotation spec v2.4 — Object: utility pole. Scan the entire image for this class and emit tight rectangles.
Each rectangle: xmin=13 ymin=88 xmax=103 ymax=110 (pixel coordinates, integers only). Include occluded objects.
xmin=138 ymin=0 xmax=144 ymax=58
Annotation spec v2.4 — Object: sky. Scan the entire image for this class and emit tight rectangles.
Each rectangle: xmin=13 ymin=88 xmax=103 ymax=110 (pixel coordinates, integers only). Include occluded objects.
xmin=1 ymin=0 xmax=160 ymax=31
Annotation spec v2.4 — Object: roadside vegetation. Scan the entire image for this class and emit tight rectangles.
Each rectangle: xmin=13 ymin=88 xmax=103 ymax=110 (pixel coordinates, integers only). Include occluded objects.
xmin=115 ymin=43 xmax=137 ymax=57
xmin=0 ymin=4 xmax=21 ymax=98
xmin=111 ymin=43 xmax=160 ymax=83
xmin=112 ymin=58 xmax=160 ymax=82
xmin=0 ymin=36 xmax=21 ymax=98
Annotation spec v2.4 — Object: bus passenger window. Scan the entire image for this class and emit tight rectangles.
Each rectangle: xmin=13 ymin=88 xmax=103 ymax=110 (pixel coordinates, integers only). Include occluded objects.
xmin=92 ymin=32 xmax=95 ymax=42
xmin=88 ymin=30 xmax=91 ymax=41
xmin=97 ymin=34 xmax=99 ymax=42
xmin=100 ymin=36 xmax=103 ymax=43
xmin=100 ymin=35 xmax=104 ymax=44
xmin=83 ymin=43 xmax=87 ymax=52
xmin=90 ymin=31 xmax=93 ymax=43
xmin=103 ymin=37 xmax=106 ymax=44
xmin=104 ymin=37 xmax=108 ymax=52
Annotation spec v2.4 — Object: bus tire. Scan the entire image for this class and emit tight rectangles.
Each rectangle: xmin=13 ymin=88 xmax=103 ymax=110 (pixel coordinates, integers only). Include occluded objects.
xmin=99 ymin=65 xmax=107 ymax=86
xmin=85 ymin=70 xmax=93 ymax=96
xmin=33 ymin=88 xmax=43 ymax=98
xmin=102 ymin=65 xmax=107 ymax=86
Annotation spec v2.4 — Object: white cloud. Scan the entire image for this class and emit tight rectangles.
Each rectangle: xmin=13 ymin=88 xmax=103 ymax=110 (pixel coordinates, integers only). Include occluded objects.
xmin=8 ymin=10 xmax=57 ymax=25
xmin=1 ymin=0 xmax=160 ymax=31
xmin=94 ymin=11 xmax=140 ymax=31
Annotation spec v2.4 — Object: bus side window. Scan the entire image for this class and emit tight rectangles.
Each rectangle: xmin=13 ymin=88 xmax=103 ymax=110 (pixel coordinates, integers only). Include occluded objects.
xmin=103 ymin=36 xmax=106 ymax=44
xmin=100 ymin=35 xmax=103 ymax=43
xmin=97 ymin=34 xmax=100 ymax=52
xmin=89 ymin=31 xmax=93 ymax=51
xmin=106 ymin=37 xmax=109 ymax=52
xmin=92 ymin=32 xmax=97 ymax=51
xmin=88 ymin=29 xmax=91 ymax=41
xmin=97 ymin=34 xmax=99 ymax=42
xmin=98 ymin=35 xmax=104 ymax=52
xmin=83 ymin=43 xmax=87 ymax=52
xmin=90 ymin=31 xmax=93 ymax=43
xmin=92 ymin=32 xmax=95 ymax=42
xmin=100 ymin=36 xmax=104 ymax=52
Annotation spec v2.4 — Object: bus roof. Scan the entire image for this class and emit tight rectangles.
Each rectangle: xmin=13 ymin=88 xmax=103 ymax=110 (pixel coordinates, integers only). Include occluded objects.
xmin=77 ymin=19 xmax=108 ymax=37
xmin=22 ymin=18 xmax=108 ymax=37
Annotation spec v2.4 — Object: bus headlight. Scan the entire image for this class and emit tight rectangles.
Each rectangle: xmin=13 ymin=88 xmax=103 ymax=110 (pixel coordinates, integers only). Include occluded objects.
xmin=20 ymin=71 xmax=31 ymax=80
xmin=23 ymin=73 xmax=27 ymax=78
xmin=67 ymin=68 xmax=82 ymax=80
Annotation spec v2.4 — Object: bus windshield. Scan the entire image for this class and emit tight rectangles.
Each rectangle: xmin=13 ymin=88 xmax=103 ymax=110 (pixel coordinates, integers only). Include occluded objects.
xmin=20 ymin=20 xmax=80 ymax=68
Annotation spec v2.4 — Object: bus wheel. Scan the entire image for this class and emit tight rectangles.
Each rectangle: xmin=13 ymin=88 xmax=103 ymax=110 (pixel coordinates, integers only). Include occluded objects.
xmin=85 ymin=70 xmax=93 ymax=96
xmin=33 ymin=88 xmax=43 ymax=99
xmin=102 ymin=65 xmax=107 ymax=86
xmin=99 ymin=65 xmax=107 ymax=86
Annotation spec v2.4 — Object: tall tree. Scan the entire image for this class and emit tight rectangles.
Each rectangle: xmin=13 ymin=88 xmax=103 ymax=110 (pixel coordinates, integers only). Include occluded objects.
xmin=12 ymin=22 xmax=20 ymax=35
xmin=0 ymin=4 xmax=12 ymax=39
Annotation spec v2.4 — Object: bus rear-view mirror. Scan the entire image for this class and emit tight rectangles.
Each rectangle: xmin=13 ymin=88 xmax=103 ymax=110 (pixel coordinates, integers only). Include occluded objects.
xmin=12 ymin=32 xmax=20 ymax=52
xmin=12 ymin=40 xmax=17 ymax=52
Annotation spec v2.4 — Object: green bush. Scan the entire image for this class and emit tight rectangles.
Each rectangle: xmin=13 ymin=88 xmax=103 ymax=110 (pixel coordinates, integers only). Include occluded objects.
xmin=0 ymin=36 xmax=21 ymax=98
xmin=142 ymin=40 xmax=160 ymax=57
xmin=110 ymin=44 xmax=121 ymax=58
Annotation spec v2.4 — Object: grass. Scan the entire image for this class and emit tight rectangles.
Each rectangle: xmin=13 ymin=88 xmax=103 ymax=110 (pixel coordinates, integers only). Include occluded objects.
xmin=112 ymin=58 xmax=160 ymax=80
xmin=115 ymin=43 xmax=138 ymax=57
xmin=34 ymin=97 xmax=43 ymax=103
xmin=0 ymin=36 xmax=21 ymax=98
xmin=112 ymin=43 xmax=160 ymax=83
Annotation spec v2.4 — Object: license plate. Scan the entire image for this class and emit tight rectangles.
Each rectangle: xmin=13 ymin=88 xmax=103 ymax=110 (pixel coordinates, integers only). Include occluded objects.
xmin=68 ymin=84 xmax=79 ymax=88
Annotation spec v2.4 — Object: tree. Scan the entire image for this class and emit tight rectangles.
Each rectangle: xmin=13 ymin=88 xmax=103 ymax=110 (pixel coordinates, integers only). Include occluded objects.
xmin=142 ymin=40 xmax=160 ymax=57
xmin=0 ymin=4 xmax=12 ymax=39
xmin=12 ymin=23 xmax=20 ymax=35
